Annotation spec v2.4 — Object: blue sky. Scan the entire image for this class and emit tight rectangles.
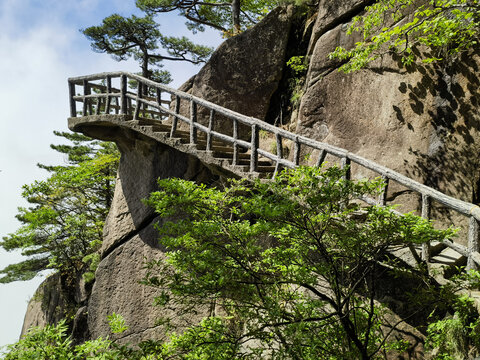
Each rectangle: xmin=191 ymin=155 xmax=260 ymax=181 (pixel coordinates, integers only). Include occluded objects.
xmin=0 ymin=0 xmax=221 ymax=348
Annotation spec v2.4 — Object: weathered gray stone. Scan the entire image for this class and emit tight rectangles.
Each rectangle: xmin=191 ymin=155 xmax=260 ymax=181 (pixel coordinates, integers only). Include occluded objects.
xmin=101 ymin=131 xmax=214 ymax=255
xmin=21 ymin=273 xmax=71 ymax=336
xmin=87 ymin=223 xmax=210 ymax=344
xmin=174 ymin=5 xmax=294 ymax=139
xmin=298 ymin=16 xmax=480 ymax=242
xmin=71 ymin=306 xmax=89 ymax=344
xmin=299 ymin=23 xmax=431 ymax=183
xmin=21 ymin=293 xmax=48 ymax=337
xmin=307 ymin=0 xmax=372 ymax=55
xmin=68 ymin=120 xmax=218 ymax=342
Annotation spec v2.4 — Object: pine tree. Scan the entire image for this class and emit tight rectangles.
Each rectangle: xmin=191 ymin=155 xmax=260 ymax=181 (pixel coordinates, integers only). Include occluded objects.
xmin=82 ymin=14 xmax=214 ymax=82
xmin=0 ymin=132 xmax=119 ymax=284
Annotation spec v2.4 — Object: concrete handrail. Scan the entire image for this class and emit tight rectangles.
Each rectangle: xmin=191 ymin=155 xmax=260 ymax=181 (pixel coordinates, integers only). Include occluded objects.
xmin=68 ymin=71 xmax=480 ymax=270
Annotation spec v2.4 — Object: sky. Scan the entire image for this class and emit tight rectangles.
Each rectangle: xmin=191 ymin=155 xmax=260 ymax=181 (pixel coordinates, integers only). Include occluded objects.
xmin=0 ymin=0 xmax=222 ymax=348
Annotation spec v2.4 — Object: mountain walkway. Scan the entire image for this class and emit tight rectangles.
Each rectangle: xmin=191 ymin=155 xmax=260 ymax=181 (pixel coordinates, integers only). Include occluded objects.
xmin=68 ymin=71 xmax=480 ymax=276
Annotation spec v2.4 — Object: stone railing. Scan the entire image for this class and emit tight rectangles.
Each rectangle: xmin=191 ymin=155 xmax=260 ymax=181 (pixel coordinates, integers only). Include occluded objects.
xmin=68 ymin=71 xmax=480 ymax=271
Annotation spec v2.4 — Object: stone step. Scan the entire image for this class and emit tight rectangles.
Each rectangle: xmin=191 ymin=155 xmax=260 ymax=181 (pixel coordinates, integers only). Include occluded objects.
xmin=196 ymin=144 xmax=237 ymax=153
xmin=134 ymin=124 xmax=227 ymax=147
xmin=430 ymin=247 xmax=465 ymax=266
xmin=212 ymin=151 xmax=251 ymax=159
xmin=251 ymin=165 xmax=275 ymax=173
xmin=135 ymin=119 xmax=171 ymax=131
xmin=182 ymin=139 xmax=230 ymax=148
xmin=135 ymin=119 xmax=226 ymax=142
xmin=128 ymin=118 xmax=275 ymax=176
xmin=429 ymin=247 xmax=466 ymax=284
xmin=236 ymin=159 xmax=272 ymax=166
xmin=211 ymin=150 xmax=274 ymax=166
xmin=428 ymin=241 xmax=448 ymax=257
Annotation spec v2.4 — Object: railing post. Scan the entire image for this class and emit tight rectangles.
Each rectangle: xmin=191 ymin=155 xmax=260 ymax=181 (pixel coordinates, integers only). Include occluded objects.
xmin=120 ymin=74 xmax=127 ymax=115
xmin=68 ymin=81 xmax=76 ymax=117
xmin=207 ymin=109 xmax=215 ymax=152
xmin=315 ymin=149 xmax=326 ymax=167
xmin=293 ymin=136 xmax=300 ymax=166
xmin=170 ymin=96 xmax=180 ymax=138
xmin=232 ymin=119 xmax=239 ymax=165
xmin=274 ymin=133 xmax=283 ymax=175
xmin=156 ymin=88 xmax=162 ymax=120
xmin=421 ymin=194 xmax=431 ymax=262
xmin=128 ymin=98 xmax=132 ymax=115
xmin=105 ymin=75 xmax=112 ymax=114
xmin=134 ymin=82 xmax=143 ymax=120
xmin=341 ymin=157 xmax=351 ymax=181
xmin=190 ymin=100 xmax=197 ymax=144
xmin=82 ymin=80 xmax=91 ymax=116
xmin=467 ymin=216 xmax=479 ymax=270
xmin=378 ymin=175 xmax=389 ymax=206
xmin=114 ymin=97 xmax=119 ymax=114
xmin=95 ymin=94 xmax=101 ymax=115
xmin=250 ymin=124 xmax=259 ymax=172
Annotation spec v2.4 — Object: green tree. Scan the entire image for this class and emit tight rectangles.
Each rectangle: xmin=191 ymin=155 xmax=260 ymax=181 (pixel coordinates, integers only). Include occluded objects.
xmin=137 ymin=0 xmax=278 ymax=35
xmin=1 ymin=318 xmax=137 ymax=360
xmin=143 ymin=166 xmax=455 ymax=359
xmin=82 ymin=14 xmax=214 ymax=82
xmin=425 ymin=270 xmax=480 ymax=359
xmin=329 ymin=0 xmax=480 ymax=72
xmin=0 ymin=132 xmax=119 ymax=284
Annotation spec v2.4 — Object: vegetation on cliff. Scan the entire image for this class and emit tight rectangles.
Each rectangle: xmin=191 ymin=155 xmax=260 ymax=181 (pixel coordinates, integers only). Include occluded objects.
xmin=82 ymin=14 xmax=214 ymax=82
xmin=330 ymin=0 xmax=480 ymax=72
xmin=141 ymin=166 xmax=464 ymax=359
xmin=4 ymin=167 xmax=480 ymax=359
xmin=5 ymin=0 xmax=480 ymax=357
xmin=81 ymin=0 xmax=285 ymax=82
xmin=136 ymin=0 xmax=279 ymax=35
xmin=0 ymin=132 xmax=119 ymax=284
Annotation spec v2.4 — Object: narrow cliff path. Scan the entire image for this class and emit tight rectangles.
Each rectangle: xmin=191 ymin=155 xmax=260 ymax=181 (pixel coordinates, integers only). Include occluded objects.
xmin=68 ymin=71 xmax=480 ymax=280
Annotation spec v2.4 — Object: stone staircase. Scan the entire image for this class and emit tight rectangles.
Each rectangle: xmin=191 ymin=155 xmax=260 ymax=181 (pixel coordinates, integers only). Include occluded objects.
xmin=68 ymin=71 xmax=480 ymax=276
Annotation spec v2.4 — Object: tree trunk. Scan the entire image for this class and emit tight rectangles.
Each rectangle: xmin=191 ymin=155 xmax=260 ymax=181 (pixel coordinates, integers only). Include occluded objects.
xmin=141 ymin=52 xmax=149 ymax=100
xmin=142 ymin=51 xmax=149 ymax=79
xmin=231 ymin=0 xmax=240 ymax=34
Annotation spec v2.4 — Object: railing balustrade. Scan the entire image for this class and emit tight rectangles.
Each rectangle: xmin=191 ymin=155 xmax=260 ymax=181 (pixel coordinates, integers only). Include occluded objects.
xmin=68 ymin=71 xmax=480 ymax=271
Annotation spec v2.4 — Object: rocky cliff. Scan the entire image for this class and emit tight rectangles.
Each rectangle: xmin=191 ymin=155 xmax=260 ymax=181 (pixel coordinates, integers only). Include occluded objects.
xmin=22 ymin=0 xmax=480 ymax=352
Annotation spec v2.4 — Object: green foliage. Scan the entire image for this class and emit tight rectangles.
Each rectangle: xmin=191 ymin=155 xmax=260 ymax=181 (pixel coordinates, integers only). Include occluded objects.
xmin=287 ymin=55 xmax=307 ymax=74
xmin=1 ymin=321 xmax=74 ymax=360
xmin=289 ymin=79 xmax=304 ymax=107
xmin=286 ymin=56 xmax=307 ymax=107
xmin=425 ymin=270 xmax=480 ymax=359
xmin=1 ymin=320 xmax=138 ymax=360
xmin=1 ymin=316 xmax=235 ymax=359
xmin=82 ymin=252 xmax=100 ymax=284
xmin=107 ymin=313 xmax=129 ymax=334
xmin=160 ymin=317 xmax=240 ymax=359
xmin=82 ymin=14 xmax=213 ymax=80
xmin=137 ymin=0 xmax=278 ymax=35
xmin=144 ymin=166 xmax=454 ymax=359
xmin=329 ymin=0 xmax=480 ymax=72
xmin=0 ymin=132 xmax=119 ymax=284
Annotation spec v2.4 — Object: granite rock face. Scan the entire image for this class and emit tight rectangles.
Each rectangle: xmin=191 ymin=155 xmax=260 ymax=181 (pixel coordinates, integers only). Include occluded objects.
xmin=21 ymin=273 xmax=72 ymax=337
xmin=88 ymin=224 xmax=210 ymax=344
xmin=297 ymin=0 xmax=480 ymax=218
xmin=175 ymin=5 xmax=294 ymax=138
xmin=84 ymin=128 xmax=217 ymax=343
xmin=101 ymin=131 xmax=214 ymax=255
xmin=307 ymin=0 xmax=372 ymax=55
